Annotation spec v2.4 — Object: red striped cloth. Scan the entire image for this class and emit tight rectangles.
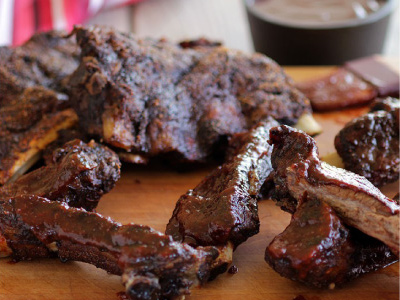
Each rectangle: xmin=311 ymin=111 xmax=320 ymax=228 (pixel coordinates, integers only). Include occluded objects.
xmin=0 ymin=0 xmax=141 ymax=46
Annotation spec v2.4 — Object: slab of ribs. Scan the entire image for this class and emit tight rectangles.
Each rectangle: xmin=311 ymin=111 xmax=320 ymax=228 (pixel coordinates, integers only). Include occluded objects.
xmin=68 ymin=25 xmax=313 ymax=164
xmin=0 ymin=25 xmax=398 ymax=300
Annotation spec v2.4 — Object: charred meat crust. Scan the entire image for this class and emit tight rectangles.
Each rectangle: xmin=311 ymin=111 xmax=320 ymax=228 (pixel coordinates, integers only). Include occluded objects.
xmin=0 ymin=31 xmax=81 ymax=185
xmin=68 ymin=25 xmax=311 ymax=163
xmin=166 ymin=120 xmax=278 ymax=249
xmin=335 ymin=97 xmax=400 ymax=187
xmin=0 ymin=108 xmax=78 ymax=186
xmin=0 ymin=30 xmax=79 ymax=106
xmin=0 ymin=195 xmax=218 ymax=300
xmin=1 ymin=139 xmax=121 ymax=212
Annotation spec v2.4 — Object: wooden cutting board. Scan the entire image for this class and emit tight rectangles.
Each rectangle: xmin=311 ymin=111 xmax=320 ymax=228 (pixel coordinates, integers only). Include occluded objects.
xmin=1 ymin=67 xmax=398 ymax=300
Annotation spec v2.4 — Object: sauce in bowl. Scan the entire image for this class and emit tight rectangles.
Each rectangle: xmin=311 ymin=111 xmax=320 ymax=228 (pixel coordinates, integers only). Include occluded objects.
xmin=253 ymin=0 xmax=387 ymax=26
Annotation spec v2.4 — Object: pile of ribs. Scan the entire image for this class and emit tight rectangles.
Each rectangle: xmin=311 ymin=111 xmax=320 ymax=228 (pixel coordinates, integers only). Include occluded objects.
xmin=265 ymin=125 xmax=399 ymax=288
xmin=0 ymin=25 xmax=399 ymax=299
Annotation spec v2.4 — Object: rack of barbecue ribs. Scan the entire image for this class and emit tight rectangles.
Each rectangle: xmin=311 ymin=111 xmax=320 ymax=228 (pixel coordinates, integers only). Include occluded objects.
xmin=0 ymin=31 xmax=80 ymax=185
xmin=67 ymin=25 xmax=320 ymax=166
xmin=334 ymin=97 xmax=399 ymax=187
xmin=166 ymin=119 xmax=278 ymax=277
xmin=265 ymin=125 xmax=399 ymax=288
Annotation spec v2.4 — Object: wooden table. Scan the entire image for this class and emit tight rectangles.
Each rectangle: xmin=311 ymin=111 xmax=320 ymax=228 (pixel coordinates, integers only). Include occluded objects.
xmin=1 ymin=67 xmax=398 ymax=300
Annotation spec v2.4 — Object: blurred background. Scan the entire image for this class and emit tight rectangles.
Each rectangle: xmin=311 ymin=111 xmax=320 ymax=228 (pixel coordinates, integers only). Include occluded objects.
xmin=0 ymin=0 xmax=399 ymax=63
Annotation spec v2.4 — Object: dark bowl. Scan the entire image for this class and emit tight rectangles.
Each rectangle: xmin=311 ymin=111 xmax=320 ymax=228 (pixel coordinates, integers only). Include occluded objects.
xmin=245 ymin=0 xmax=397 ymax=65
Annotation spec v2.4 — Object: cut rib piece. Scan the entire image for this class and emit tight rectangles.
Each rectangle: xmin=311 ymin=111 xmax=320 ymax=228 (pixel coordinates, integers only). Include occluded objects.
xmin=1 ymin=139 xmax=121 ymax=212
xmin=265 ymin=196 xmax=397 ymax=288
xmin=0 ymin=195 xmax=218 ymax=300
xmin=0 ymin=138 xmax=121 ymax=259
xmin=166 ymin=120 xmax=278 ymax=275
xmin=69 ymin=25 xmax=312 ymax=164
xmin=335 ymin=97 xmax=400 ymax=187
xmin=0 ymin=107 xmax=78 ymax=185
xmin=269 ymin=125 xmax=400 ymax=255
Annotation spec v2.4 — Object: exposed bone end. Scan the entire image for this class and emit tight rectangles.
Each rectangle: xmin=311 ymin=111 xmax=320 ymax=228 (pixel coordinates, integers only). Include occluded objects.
xmin=0 ymin=109 xmax=78 ymax=185
xmin=321 ymin=152 xmax=345 ymax=168
xmin=46 ymin=242 xmax=59 ymax=252
xmin=0 ymin=233 xmax=12 ymax=258
xmin=208 ymin=241 xmax=234 ymax=279
xmin=123 ymin=272 xmax=161 ymax=300
xmin=102 ymin=110 xmax=134 ymax=151
xmin=294 ymin=113 xmax=323 ymax=136
xmin=118 ymin=153 xmax=149 ymax=165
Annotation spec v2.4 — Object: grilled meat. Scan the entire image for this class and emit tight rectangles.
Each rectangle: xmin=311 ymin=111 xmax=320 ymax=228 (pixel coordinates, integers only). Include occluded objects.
xmin=1 ymin=139 xmax=121 ymax=212
xmin=0 ymin=194 xmax=218 ymax=300
xmin=269 ymin=125 xmax=399 ymax=255
xmin=178 ymin=38 xmax=222 ymax=49
xmin=297 ymin=68 xmax=377 ymax=111
xmin=68 ymin=25 xmax=311 ymax=164
xmin=0 ymin=30 xmax=80 ymax=185
xmin=0 ymin=30 xmax=79 ymax=106
xmin=0 ymin=102 xmax=78 ymax=185
xmin=265 ymin=196 xmax=397 ymax=288
xmin=335 ymin=97 xmax=400 ymax=187
xmin=166 ymin=120 xmax=278 ymax=276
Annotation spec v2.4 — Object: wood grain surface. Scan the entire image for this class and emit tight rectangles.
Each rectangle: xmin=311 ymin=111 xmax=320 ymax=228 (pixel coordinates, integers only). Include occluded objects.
xmin=0 ymin=67 xmax=398 ymax=300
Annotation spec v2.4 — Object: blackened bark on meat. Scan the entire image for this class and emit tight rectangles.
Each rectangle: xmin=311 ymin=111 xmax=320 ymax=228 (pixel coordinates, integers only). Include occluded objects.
xmin=0 ymin=30 xmax=79 ymax=106
xmin=335 ymin=97 xmax=400 ymax=187
xmin=1 ymin=139 xmax=121 ymax=211
xmin=178 ymin=38 xmax=222 ymax=49
xmin=0 ymin=31 xmax=80 ymax=184
xmin=68 ymin=26 xmax=311 ymax=164
xmin=166 ymin=120 xmax=278 ymax=248
xmin=0 ymin=195 xmax=218 ymax=300
xmin=265 ymin=196 xmax=397 ymax=288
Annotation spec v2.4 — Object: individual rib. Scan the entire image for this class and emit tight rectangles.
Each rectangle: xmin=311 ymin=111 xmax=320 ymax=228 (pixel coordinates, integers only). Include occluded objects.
xmin=269 ymin=125 xmax=399 ymax=255
xmin=166 ymin=120 xmax=278 ymax=275
xmin=0 ymin=195 xmax=218 ymax=300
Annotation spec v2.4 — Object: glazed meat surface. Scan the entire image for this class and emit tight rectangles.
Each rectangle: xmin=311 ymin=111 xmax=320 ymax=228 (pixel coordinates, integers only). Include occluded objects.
xmin=68 ymin=26 xmax=311 ymax=164
xmin=269 ymin=125 xmax=399 ymax=255
xmin=0 ymin=194 xmax=218 ymax=300
xmin=297 ymin=68 xmax=377 ymax=111
xmin=1 ymin=139 xmax=121 ymax=211
xmin=335 ymin=97 xmax=400 ymax=187
xmin=265 ymin=196 xmax=397 ymax=288
xmin=166 ymin=120 xmax=277 ymax=248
